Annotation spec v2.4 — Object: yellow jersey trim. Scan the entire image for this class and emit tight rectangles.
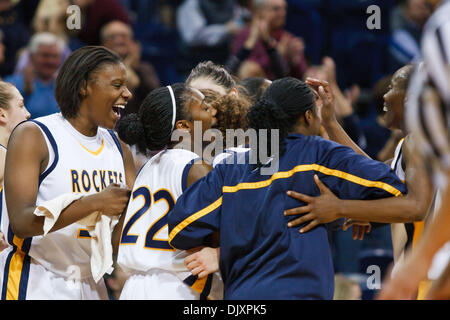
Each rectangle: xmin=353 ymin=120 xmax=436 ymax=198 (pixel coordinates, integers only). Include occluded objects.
xmin=168 ymin=163 xmax=403 ymax=245
xmin=168 ymin=196 xmax=223 ymax=244
xmin=78 ymin=139 xmax=105 ymax=156
xmin=222 ymin=164 xmax=403 ymax=197
xmin=5 ymin=236 xmax=25 ymax=300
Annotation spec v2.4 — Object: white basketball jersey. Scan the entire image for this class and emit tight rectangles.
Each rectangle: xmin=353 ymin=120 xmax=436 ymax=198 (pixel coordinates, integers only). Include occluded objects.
xmin=390 ymin=139 xmax=407 ymax=267
xmin=118 ymin=149 xmax=223 ymax=299
xmin=118 ymin=149 xmax=197 ymax=272
xmin=1 ymin=113 xmax=125 ymax=279
xmin=390 ymin=139 xmax=405 ymax=181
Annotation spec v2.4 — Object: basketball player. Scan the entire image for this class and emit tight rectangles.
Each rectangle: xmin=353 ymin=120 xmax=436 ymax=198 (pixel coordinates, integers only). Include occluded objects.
xmin=287 ymin=71 xmax=433 ymax=248
xmin=379 ymin=0 xmax=450 ymax=299
xmin=0 ymin=46 xmax=136 ymax=300
xmin=0 ymin=82 xmax=31 ymax=252
xmin=115 ymin=83 xmax=223 ymax=299
xmin=127 ymin=61 xmax=235 ymax=172
xmin=168 ymin=77 xmax=406 ymax=299
xmin=287 ymin=71 xmax=439 ymax=300
xmin=186 ymin=61 xmax=236 ymax=97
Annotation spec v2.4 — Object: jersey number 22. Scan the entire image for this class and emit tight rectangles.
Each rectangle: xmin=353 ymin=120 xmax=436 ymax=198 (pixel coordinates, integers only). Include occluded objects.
xmin=120 ymin=186 xmax=175 ymax=251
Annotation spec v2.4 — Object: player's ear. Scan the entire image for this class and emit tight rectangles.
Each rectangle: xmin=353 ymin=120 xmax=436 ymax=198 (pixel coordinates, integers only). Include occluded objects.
xmin=304 ymin=109 xmax=314 ymax=125
xmin=79 ymin=80 xmax=88 ymax=99
xmin=175 ymin=120 xmax=191 ymax=131
xmin=0 ymin=108 xmax=7 ymax=125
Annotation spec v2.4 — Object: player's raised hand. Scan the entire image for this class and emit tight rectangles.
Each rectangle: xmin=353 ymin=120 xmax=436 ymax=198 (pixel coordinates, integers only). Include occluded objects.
xmin=284 ymin=175 xmax=341 ymax=233
xmin=94 ymin=183 xmax=131 ymax=216
xmin=305 ymin=78 xmax=336 ymax=125
xmin=185 ymin=246 xmax=220 ymax=279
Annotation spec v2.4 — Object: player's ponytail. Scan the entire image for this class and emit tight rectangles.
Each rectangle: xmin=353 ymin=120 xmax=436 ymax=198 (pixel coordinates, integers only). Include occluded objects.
xmin=247 ymin=77 xmax=316 ymax=167
xmin=117 ymin=83 xmax=187 ymax=153
xmin=117 ymin=113 xmax=146 ymax=151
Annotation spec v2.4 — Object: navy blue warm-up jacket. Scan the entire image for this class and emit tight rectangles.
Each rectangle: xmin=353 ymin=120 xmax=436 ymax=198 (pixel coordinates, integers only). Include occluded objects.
xmin=168 ymin=134 xmax=406 ymax=300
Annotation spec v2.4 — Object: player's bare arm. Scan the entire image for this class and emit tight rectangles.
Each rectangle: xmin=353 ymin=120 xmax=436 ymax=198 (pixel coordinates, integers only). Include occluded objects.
xmin=285 ymin=130 xmax=433 ymax=233
xmin=112 ymin=137 xmax=136 ymax=255
xmin=6 ymin=122 xmax=131 ymax=239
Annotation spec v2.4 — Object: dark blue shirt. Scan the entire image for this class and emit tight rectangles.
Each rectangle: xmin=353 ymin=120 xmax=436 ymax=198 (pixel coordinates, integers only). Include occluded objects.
xmin=168 ymin=134 xmax=405 ymax=300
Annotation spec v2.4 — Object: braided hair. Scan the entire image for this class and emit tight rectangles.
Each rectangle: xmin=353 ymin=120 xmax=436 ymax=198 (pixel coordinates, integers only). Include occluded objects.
xmin=117 ymin=83 xmax=188 ymax=153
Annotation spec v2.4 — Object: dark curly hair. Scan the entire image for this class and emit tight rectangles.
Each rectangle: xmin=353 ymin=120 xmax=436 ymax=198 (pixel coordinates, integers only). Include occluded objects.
xmin=211 ymin=92 xmax=252 ymax=145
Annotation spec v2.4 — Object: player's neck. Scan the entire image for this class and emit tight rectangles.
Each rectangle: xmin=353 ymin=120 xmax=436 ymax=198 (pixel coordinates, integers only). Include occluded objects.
xmin=0 ymin=127 xmax=10 ymax=148
xmin=66 ymin=116 xmax=98 ymax=137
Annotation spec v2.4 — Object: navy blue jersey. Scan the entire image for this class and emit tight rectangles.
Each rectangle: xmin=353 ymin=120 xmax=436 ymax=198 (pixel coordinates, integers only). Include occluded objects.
xmin=168 ymin=134 xmax=406 ymax=300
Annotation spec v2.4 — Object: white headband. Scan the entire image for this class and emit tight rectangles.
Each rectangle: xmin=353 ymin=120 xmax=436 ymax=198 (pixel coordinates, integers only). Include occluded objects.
xmin=167 ymin=85 xmax=177 ymax=131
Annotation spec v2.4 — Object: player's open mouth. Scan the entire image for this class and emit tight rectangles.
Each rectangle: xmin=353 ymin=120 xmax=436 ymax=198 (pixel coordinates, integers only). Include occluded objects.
xmin=112 ymin=104 xmax=125 ymax=117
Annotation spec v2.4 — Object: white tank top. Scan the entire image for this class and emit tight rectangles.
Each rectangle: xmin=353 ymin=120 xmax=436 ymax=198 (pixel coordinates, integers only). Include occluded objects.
xmin=390 ymin=139 xmax=408 ymax=267
xmin=118 ymin=149 xmax=198 ymax=273
xmin=1 ymin=113 xmax=125 ymax=279
xmin=117 ymin=148 xmax=223 ymax=299
xmin=391 ymin=139 xmax=405 ymax=181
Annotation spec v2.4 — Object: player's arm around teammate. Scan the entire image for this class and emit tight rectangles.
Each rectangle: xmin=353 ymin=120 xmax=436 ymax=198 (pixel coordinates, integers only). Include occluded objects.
xmin=284 ymin=135 xmax=432 ymax=231
xmin=284 ymin=79 xmax=433 ymax=232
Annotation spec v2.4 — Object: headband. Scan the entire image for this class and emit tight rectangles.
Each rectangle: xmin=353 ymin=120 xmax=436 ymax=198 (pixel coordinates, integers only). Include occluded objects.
xmin=167 ymin=85 xmax=177 ymax=131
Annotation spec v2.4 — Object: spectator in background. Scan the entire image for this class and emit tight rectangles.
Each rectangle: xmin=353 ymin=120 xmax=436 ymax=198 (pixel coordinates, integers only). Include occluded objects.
xmin=304 ymin=56 xmax=367 ymax=151
xmin=0 ymin=30 xmax=5 ymax=72
xmin=388 ymin=0 xmax=431 ymax=71
xmin=12 ymin=0 xmax=40 ymax=30
xmin=70 ymin=0 xmax=130 ymax=46
xmin=333 ymin=274 xmax=362 ymax=300
xmin=225 ymin=10 xmax=288 ymax=79
xmin=176 ymin=0 xmax=249 ymax=78
xmin=32 ymin=0 xmax=69 ymax=40
xmin=14 ymin=0 xmax=72 ymax=75
xmin=4 ymin=32 xmax=64 ymax=118
xmin=0 ymin=0 xmax=30 ymax=77
xmin=232 ymin=0 xmax=308 ymax=80
xmin=100 ymin=20 xmax=160 ymax=116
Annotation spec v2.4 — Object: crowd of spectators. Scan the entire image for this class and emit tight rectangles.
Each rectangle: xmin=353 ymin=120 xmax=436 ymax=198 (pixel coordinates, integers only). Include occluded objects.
xmin=0 ymin=0 xmax=433 ymax=299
